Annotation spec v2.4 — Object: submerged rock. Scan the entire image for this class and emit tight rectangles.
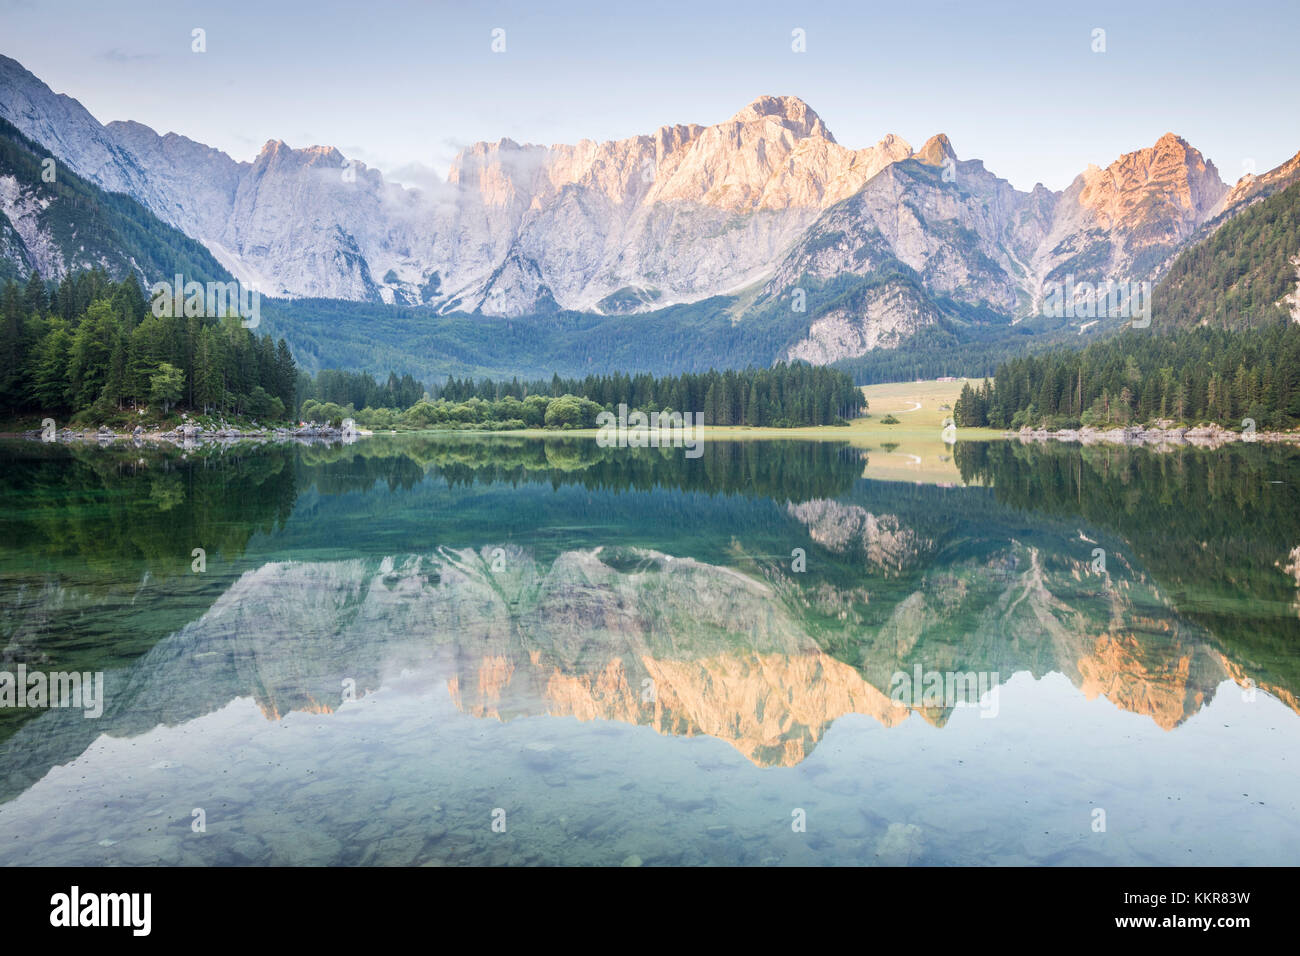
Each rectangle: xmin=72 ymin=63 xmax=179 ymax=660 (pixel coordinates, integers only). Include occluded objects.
xmin=873 ymin=822 xmax=924 ymax=866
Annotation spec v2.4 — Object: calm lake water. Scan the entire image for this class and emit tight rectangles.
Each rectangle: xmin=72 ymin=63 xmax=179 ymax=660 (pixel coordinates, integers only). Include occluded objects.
xmin=1 ymin=435 xmax=1297 ymax=866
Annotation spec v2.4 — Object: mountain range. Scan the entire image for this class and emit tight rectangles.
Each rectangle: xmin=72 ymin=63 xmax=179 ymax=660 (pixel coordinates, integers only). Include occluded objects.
xmin=2 ymin=52 xmax=1298 ymax=378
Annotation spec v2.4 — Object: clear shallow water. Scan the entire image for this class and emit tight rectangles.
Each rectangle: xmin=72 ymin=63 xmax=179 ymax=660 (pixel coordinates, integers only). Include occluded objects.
xmin=0 ymin=436 xmax=1297 ymax=865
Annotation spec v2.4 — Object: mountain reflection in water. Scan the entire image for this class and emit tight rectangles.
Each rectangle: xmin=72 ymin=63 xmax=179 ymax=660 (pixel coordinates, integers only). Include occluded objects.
xmin=0 ymin=436 xmax=1296 ymax=865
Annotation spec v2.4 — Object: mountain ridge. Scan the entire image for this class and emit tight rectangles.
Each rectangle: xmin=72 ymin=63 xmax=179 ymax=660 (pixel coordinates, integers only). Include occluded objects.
xmin=3 ymin=52 xmax=1298 ymax=381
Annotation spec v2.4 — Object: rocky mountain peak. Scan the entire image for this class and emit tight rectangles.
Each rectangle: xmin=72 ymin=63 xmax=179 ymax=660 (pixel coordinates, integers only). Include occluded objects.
xmin=256 ymin=139 xmax=289 ymax=160
xmin=1025 ymin=132 xmax=1231 ymax=291
xmin=915 ymin=133 xmax=957 ymax=166
xmin=1075 ymin=132 xmax=1227 ymax=230
xmin=727 ymin=95 xmax=834 ymax=142
xmin=250 ymin=140 xmax=344 ymax=176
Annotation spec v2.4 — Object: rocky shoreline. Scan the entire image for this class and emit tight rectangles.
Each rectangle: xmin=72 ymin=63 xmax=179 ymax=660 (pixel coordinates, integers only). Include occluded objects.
xmin=11 ymin=422 xmax=370 ymax=446
xmin=1009 ymin=422 xmax=1300 ymax=448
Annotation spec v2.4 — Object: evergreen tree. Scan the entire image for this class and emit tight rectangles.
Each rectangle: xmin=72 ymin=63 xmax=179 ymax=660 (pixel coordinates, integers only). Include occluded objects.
xmin=149 ymin=363 xmax=185 ymax=414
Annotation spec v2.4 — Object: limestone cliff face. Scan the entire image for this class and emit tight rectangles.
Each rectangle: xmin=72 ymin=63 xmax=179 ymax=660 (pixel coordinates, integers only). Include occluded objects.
xmin=780 ymin=280 xmax=944 ymax=364
xmin=762 ymin=137 xmax=1053 ymax=315
xmin=755 ymin=135 xmax=1057 ymax=359
xmin=643 ymin=97 xmax=911 ymax=212
xmin=1075 ymin=134 xmax=1225 ymax=234
xmin=0 ymin=173 xmax=63 ymax=278
xmin=0 ymin=58 xmax=929 ymax=312
xmin=103 ymin=120 xmax=244 ymax=245
xmin=450 ymin=97 xmax=906 ymax=215
xmin=448 ymin=96 xmax=916 ymax=314
xmin=765 ymin=132 xmax=1233 ymax=356
xmin=59 ymin=85 xmax=924 ymax=314
xmin=1032 ymin=134 xmax=1227 ymax=288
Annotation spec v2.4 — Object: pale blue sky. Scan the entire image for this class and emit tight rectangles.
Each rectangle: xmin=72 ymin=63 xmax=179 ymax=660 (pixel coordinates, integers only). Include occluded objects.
xmin=3 ymin=0 xmax=1297 ymax=191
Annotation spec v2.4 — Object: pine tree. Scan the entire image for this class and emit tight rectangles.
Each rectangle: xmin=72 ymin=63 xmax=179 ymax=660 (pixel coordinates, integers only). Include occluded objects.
xmin=0 ymin=282 xmax=22 ymax=404
xmin=22 ymin=272 xmax=47 ymax=316
xmin=29 ymin=322 xmax=73 ymax=411
xmin=194 ymin=326 xmax=221 ymax=413
xmin=103 ymin=330 xmax=127 ymax=410
xmin=68 ymin=301 xmax=118 ymax=409
xmin=275 ymin=339 xmax=296 ymax=411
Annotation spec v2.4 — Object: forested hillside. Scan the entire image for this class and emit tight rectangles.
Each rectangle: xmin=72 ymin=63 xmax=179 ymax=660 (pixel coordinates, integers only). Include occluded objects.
xmin=1156 ymin=179 xmax=1300 ymax=330
xmin=0 ymin=118 xmax=232 ymax=287
xmin=261 ymin=292 xmax=821 ymax=382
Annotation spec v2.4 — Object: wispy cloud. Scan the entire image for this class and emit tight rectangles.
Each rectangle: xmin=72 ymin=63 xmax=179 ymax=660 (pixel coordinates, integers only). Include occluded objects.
xmin=384 ymin=161 xmax=450 ymax=193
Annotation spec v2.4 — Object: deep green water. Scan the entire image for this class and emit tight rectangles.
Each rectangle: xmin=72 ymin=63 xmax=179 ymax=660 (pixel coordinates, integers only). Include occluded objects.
xmin=0 ymin=435 xmax=1297 ymax=865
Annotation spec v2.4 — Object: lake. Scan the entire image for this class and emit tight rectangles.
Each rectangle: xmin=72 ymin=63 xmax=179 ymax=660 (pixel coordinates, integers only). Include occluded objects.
xmin=1 ymin=435 xmax=1297 ymax=866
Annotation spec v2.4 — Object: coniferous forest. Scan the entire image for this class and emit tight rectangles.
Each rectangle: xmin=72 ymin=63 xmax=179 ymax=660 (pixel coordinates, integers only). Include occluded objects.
xmin=0 ymin=270 xmax=298 ymax=423
xmin=432 ymin=365 xmax=867 ymax=426
xmin=303 ymin=364 xmax=866 ymax=430
xmin=952 ymin=322 xmax=1300 ymax=430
